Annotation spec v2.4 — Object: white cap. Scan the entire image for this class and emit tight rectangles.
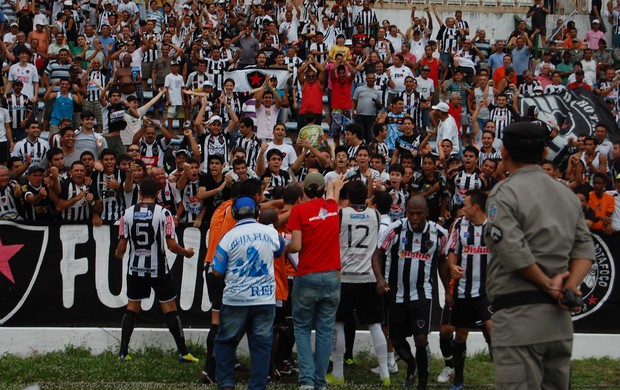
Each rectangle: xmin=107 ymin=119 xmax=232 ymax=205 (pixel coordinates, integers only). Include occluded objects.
xmin=206 ymin=115 xmax=223 ymax=124
xmin=432 ymin=102 xmax=450 ymax=113
xmin=203 ymin=80 xmax=214 ymax=87
xmin=344 ymin=39 xmax=353 ymax=45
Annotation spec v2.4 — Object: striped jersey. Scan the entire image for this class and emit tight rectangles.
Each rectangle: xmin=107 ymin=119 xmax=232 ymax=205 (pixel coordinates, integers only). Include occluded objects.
xmin=339 ymin=205 xmax=381 ymax=283
xmin=519 ymin=80 xmax=542 ymax=96
xmin=354 ymin=9 xmax=377 ymax=36
xmin=379 ymin=219 xmax=448 ymax=303
xmin=232 ymin=134 xmax=262 ymax=171
xmin=179 ymin=178 xmax=203 ymax=222
xmin=11 ymin=138 xmax=49 ymax=166
xmin=399 ymin=89 xmax=423 ymax=129
xmin=5 ymin=93 xmax=31 ymax=131
xmin=452 ymin=168 xmax=483 ymax=208
xmin=439 ymin=26 xmax=460 ymax=53
xmin=156 ymin=180 xmax=180 ymax=216
xmin=0 ymin=184 xmax=23 ymax=220
xmin=119 ymin=202 xmax=175 ymax=278
xmin=86 ymin=70 xmax=107 ymax=102
xmin=91 ymin=170 xmax=124 ymax=223
xmin=488 ymin=105 xmax=517 ymax=140
xmin=59 ymin=179 xmax=97 ymax=222
xmin=479 ymin=148 xmax=502 ymax=166
xmin=448 ymin=217 xmax=490 ymax=298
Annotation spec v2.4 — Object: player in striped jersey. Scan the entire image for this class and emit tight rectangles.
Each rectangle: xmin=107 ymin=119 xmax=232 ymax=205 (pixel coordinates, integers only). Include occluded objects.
xmin=115 ymin=177 xmax=198 ymax=363
xmin=175 ymin=158 xmax=206 ymax=226
xmin=327 ymin=181 xmax=390 ymax=386
xmin=372 ymin=195 xmax=450 ymax=389
xmin=447 ymin=190 xmax=492 ymax=390
xmin=0 ymin=166 xmax=23 ymax=220
xmin=91 ymin=149 xmax=124 ymax=224
xmin=56 ymin=161 xmax=100 ymax=223
xmin=11 ymin=121 xmax=49 ymax=167
xmin=449 ymin=146 xmax=483 ymax=211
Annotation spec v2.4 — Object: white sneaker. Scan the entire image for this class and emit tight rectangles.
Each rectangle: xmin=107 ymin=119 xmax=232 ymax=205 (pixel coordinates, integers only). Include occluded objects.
xmin=370 ymin=362 xmax=399 ymax=375
xmin=437 ymin=366 xmax=455 ymax=383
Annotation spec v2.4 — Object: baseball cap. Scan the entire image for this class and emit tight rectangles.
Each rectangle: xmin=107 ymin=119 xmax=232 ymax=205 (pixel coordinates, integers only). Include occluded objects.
xmin=421 ymin=65 xmax=431 ymax=71
xmin=26 ymin=165 xmax=45 ymax=175
xmin=173 ymin=149 xmax=192 ymax=158
xmin=182 ymin=4 xmax=191 ymax=8
xmin=10 ymin=22 xmax=18 ymax=27
xmin=202 ymin=80 xmax=214 ymax=87
xmin=232 ymin=196 xmax=258 ymax=219
xmin=206 ymin=115 xmax=222 ymax=124
xmin=502 ymin=121 xmax=547 ymax=147
xmin=345 ymin=39 xmax=353 ymax=45
xmin=543 ymin=51 xmax=551 ymax=55
xmin=170 ymin=60 xmax=179 ymax=66
xmin=432 ymin=102 xmax=450 ymax=112
xmin=593 ymin=19 xmax=600 ymax=24
xmin=303 ymin=172 xmax=325 ymax=191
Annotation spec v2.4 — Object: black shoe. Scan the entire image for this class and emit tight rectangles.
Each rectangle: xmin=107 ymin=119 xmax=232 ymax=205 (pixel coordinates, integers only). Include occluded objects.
xmin=200 ymin=371 xmax=214 ymax=385
xmin=405 ymin=369 xmax=416 ymax=388
xmin=235 ymin=362 xmax=248 ymax=372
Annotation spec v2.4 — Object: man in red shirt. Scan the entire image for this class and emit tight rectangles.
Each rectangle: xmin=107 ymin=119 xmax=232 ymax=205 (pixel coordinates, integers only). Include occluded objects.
xmin=286 ymin=172 xmax=346 ymax=390
xmin=330 ymin=58 xmax=355 ymax=146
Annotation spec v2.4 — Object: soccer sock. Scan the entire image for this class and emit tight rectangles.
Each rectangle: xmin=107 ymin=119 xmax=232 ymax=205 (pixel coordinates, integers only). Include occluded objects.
xmin=392 ymin=339 xmax=416 ymax=375
xmin=369 ymin=323 xmax=389 ymax=379
xmin=416 ymin=344 xmax=429 ymax=386
xmin=120 ymin=310 xmax=137 ymax=356
xmin=439 ymin=336 xmax=455 ymax=368
xmin=204 ymin=324 xmax=218 ymax=375
xmin=164 ymin=311 xmax=188 ymax=356
xmin=387 ymin=351 xmax=395 ymax=366
xmin=344 ymin=317 xmax=356 ymax=361
xmin=332 ymin=322 xmax=345 ymax=379
xmin=453 ymin=341 xmax=466 ymax=385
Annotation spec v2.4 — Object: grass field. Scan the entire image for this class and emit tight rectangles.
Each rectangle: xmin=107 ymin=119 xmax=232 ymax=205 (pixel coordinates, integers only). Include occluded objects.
xmin=1 ymin=346 xmax=619 ymax=390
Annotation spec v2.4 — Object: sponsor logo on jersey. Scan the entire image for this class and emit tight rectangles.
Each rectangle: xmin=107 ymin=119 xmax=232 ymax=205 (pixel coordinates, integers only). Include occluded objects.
xmin=350 ymin=213 xmax=369 ymax=220
xmin=462 ymin=245 xmax=489 ymax=254
xmin=399 ymin=250 xmax=431 ymax=260
xmin=134 ymin=210 xmax=154 ymax=220
xmin=572 ymin=234 xmax=615 ymax=321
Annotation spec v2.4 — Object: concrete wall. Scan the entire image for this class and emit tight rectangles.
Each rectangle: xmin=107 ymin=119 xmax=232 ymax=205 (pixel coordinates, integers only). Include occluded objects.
xmin=2 ymin=327 xmax=619 ymax=359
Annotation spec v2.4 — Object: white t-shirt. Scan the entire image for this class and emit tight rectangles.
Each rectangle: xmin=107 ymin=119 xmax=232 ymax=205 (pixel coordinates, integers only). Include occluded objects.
xmin=8 ymin=63 xmax=40 ymax=99
xmin=213 ymin=220 xmax=283 ymax=306
xmin=0 ymin=107 xmax=10 ymax=142
xmin=438 ymin=114 xmax=460 ymax=155
xmin=387 ymin=65 xmax=413 ymax=93
xmin=415 ymin=76 xmax=434 ymax=100
xmin=255 ymin=105 xmax=279 ymax=141
xmin=266 ymin=142 xmax=297 ymax=171
xmin=164 ymin=73 xmax=184 ymax=106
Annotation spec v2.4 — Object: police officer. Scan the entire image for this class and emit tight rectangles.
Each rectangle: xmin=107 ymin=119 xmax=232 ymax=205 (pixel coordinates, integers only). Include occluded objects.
xmin=485 ymin=121 xmax=595 ymax=390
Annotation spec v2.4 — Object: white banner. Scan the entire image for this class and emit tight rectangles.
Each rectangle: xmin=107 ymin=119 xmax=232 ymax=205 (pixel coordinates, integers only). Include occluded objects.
xmin=223 ymin=69 xmax=290 ymax=92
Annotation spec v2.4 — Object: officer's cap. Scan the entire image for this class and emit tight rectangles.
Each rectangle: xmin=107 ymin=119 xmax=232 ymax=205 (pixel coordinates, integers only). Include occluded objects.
xmin=501 ymin=121 xmax=547 ymax=147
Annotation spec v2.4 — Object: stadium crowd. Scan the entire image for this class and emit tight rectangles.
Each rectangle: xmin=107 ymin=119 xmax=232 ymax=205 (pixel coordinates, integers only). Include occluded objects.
xmin=0 ymin=0 xmax=618 ymax=389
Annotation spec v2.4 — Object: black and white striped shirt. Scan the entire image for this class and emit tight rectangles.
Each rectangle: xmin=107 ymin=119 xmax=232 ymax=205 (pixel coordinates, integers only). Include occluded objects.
xmin=479 ymin=148 xmax=502 ymax=166
xmin=5 ymin=93 xmax=31 ymax=131
xmin=519 ymin=80 xmax=542 ymax=96
xmin=0 ymin=185 xmax=22 ymax=220
xmin=380 ymin=219 xmax=448 ymax=303
xmin=233 ymin=134 xmax=262 ymax=170
xmin=439 ymin=26 xmax=460 ymax=54
xmin=310 ymin=42 xmax=328 ymax=64
xmin=488 ymin=105 xmax=517 ymax=140
xmin=119 ymin=202 xmax=174 ymax=278
xmin=206 ymin=58 xmax=230 ymax=91
xmin=452 ymin=168 xmax=483 ymax=208
xmin=399 ymin=89 xmax=423 ymax=129
xmin=59 ymin=180 xmax=96 ymax=222
xmin=220 ymin=93 xmax=242 ymax=124
xmin=11 ymin=138 xmax=49 ymax=166
xmin=141 ymin=32 xmax=162 ymax=63
xmin=156 ymin=180 xmax=180 ymax=216
xmin=544 ymin=84 xmax=566 ymax=95
xmin=262 ymin=169 xmax=291 ymax=189
xmin=86 ymin=70 xmax=107 ymax=102
xmin=354 ymin=9 xmax=377 ymax=36
xmin=185 ymin=70 xmax=209 ymax=91
xmin=92 ymin=170 xmax=124 ymax=223
xmin=448 ymin=217 xmax=489 ymax=299
xmin=179 ymin=178 xmax=202 ymax=222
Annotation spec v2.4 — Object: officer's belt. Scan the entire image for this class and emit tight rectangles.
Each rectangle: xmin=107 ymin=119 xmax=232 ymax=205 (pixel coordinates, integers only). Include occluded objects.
xmin=492 ymin=291 xmax=557 ymax=311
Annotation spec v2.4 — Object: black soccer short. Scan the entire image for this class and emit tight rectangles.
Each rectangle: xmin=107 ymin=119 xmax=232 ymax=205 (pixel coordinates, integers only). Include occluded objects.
xmin=126 ymin=272 xmax=177 ymax=302
xmin=388 ymin=298 xmax=432 ymax=339
xmin=336 ymin=282 xmax=384 ymax=324
xmin=450 ymin=295 xmax=493 ymax=329
xmin=205 ymin=266 xmax=225 ymax=312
